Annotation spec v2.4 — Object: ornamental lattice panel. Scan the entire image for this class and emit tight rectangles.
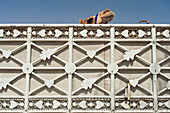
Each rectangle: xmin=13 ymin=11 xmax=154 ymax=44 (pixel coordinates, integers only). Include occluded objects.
xmin=0 ymin=24 xmax=170 ymax=113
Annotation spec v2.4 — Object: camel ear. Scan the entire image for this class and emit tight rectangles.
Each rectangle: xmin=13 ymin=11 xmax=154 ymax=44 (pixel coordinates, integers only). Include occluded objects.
xmin=80 ymin=19 xmax=84 ymax=24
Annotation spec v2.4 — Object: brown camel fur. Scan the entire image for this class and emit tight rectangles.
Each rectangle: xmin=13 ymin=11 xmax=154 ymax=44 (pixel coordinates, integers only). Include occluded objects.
xmin=80 ymin=9 xmax=115 ymax=24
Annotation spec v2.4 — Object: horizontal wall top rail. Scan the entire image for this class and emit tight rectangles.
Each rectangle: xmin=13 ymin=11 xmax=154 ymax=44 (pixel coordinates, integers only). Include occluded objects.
xmin=0 ymin=24 xmax=170 ymax=27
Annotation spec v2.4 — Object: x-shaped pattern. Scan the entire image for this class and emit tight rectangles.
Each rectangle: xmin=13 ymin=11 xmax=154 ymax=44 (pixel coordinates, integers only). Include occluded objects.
xmin=156 ymin=43 xmax=170 ymax=95
xmin=115 ymin=42 xmax=152 ymax=66
xmin=73 ymin=42 xmax=110 ymax=65
xmin=72 ymin=72 xmax=110 ymax=95
xmin=0 ymin=42 xmax=27 ymax=65
xmin=29 ymin=41 xmax=111 ymax=96
xmin=0 ymin=42 xmax=27 ymax=95
xmin=115 ymin=72 xmax=153 ymax=95
xmin=72 ymin=42 xmax=111 ymax=95
xmin=114 ymin=42 xmax=153 ymax=95
xmin=72 ymin=41 xmax=154 ymax=96
xmin=156 ymin=43 xmax=170 ymax=66
xmin=28 ymin=42 xmax=69 ymax=95
xmin=31 ymin=42 xmax=68 ymax=65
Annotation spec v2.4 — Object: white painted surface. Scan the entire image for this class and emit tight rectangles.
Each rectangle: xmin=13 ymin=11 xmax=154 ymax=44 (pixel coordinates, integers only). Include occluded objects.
xmin=0 ymin=24 xmax=169 ymax=113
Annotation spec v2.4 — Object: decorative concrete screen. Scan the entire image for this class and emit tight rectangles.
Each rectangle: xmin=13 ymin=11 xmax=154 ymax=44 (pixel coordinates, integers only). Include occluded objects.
xmin=0 ymin=24 xmax=170 ymax=113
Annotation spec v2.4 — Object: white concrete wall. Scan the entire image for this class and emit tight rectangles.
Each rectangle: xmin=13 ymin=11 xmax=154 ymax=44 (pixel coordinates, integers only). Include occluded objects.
xmin=0 ymin=24 xmax=170 ymax=113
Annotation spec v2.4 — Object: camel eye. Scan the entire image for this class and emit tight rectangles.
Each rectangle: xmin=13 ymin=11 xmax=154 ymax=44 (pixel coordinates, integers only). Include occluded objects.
xmin=103 ymin=10 xmax=109 ymax=14
xmin=106 ymin=9 xmax=110 ymax=11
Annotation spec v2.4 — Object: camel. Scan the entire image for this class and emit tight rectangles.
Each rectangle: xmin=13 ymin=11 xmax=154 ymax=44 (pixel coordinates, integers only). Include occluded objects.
xmin=80 ymin=9 xmax=115 ymax=24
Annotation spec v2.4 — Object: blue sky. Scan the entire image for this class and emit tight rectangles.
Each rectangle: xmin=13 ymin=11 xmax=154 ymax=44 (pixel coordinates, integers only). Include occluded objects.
xmin=0 ymin=0 xmax=170 ymax=24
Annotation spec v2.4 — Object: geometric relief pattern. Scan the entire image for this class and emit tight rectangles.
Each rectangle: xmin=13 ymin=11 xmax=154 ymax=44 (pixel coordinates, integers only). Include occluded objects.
xmin=29 ymin=98 xmax=67 ymax=110
xmin=0 ymin=99 xmax=24 ymax=111
xmin=115 ymin=98 xmax=153 ymax=110
xmin=72 ymin=98 xmax=110 ymax=111
xmin=0 ymin=25 xmax=170 ymax=113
